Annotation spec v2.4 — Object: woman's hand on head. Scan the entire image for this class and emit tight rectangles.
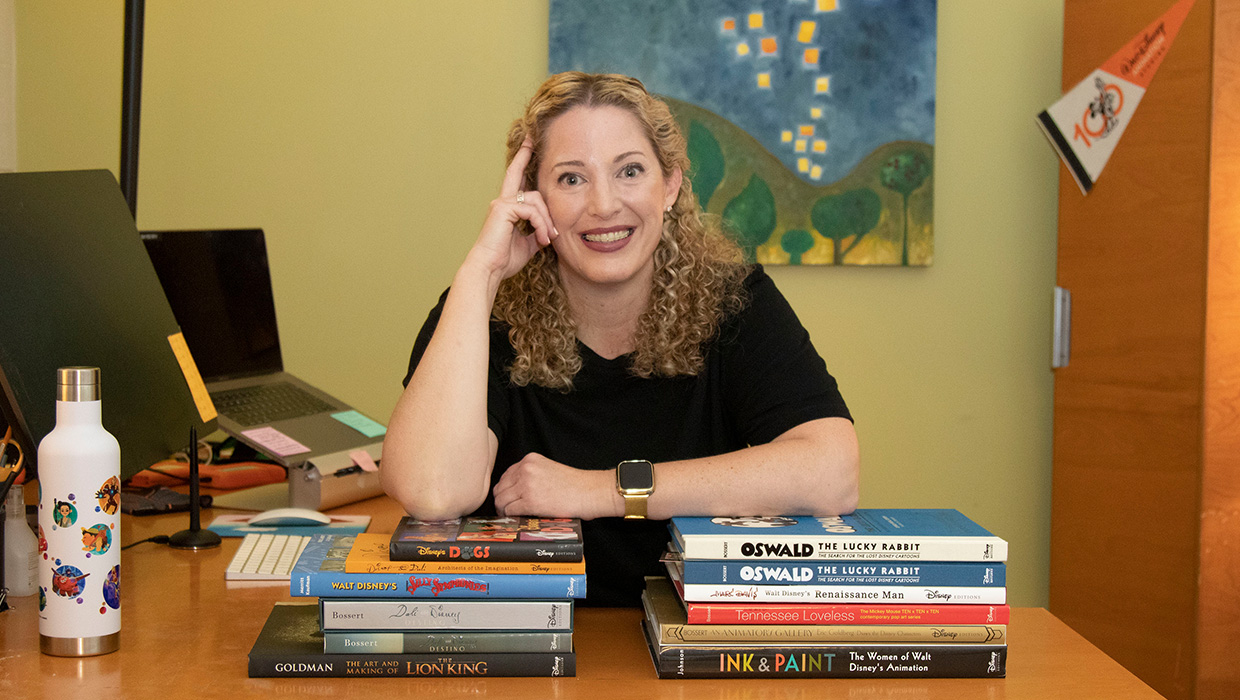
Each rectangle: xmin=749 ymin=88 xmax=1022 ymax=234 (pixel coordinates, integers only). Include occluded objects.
xmin=465 ymin=138 xmax=558 ymax=281
xmin=492 ymin=452 xmax=616 ymax=520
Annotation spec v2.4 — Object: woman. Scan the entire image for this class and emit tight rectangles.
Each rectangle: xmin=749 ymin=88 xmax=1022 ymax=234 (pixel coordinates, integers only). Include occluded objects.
xmin=382 ymin=72 xmax=859 ymax=605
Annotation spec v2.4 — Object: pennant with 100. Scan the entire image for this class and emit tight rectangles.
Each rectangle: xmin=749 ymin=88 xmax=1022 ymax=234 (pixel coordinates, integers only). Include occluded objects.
xmin=1036 ymin=0 xmax=1197 ymax=194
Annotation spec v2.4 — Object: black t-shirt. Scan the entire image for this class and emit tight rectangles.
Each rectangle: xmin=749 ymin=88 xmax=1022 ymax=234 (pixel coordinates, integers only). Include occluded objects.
xmin=404 ymin=265 xmax=851 ymax=606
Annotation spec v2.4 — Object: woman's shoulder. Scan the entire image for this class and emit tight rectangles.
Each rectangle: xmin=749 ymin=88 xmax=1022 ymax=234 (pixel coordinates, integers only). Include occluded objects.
xmin=716 ymin=263 xmax=806 ymax=341
xmin=735 ymin=263 xmax=784 ymax=312
xmin=741 ymin=263 xmax=772 ymax=290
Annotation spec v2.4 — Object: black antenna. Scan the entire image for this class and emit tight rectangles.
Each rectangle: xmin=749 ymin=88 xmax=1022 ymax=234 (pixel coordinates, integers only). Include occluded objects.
xmin=119 ymin=0 xmax=145 ymax=217
xmin=168 ymin=425 xmax=221 ymax=550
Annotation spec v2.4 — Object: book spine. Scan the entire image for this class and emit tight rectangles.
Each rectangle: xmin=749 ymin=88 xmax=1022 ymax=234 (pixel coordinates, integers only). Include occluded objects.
xmin=320 ymin=598 xmax=574 ymax=631
xmin=650 ymin=640 xmax=1006 ymax=678
xmin=680 ymin=560 xmax=1005 ymax=587
xmin=684 ymin=602 xmax=1011 ymax=625
xmin=388 ymin=540 xmax=584 ymax=563
xmin=680 ymin=583 xmax=1006 ymax=605
xmin=346 ymin=559 xmax=586 ymax=575
xmin=680 ymin=536 xmax=1006 ymax=562
xmin=324 ymin=630 xmax=574 ymax=654
xmin=290 ymin=570 xmax=586 ymax=599
xmin=659 ymin=623 xmax=1006 ymax=645
xmin=249 ymin=651 xmax=575 ymax=678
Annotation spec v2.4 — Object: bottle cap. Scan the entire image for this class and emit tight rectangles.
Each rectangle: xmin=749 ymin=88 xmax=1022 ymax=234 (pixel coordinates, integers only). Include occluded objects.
xmin=57 ymin=366 xmax=100 ymax=402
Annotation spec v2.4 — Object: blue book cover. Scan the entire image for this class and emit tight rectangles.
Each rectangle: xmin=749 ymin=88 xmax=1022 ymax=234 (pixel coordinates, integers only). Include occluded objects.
xmin=290 ymin=534 xmax=586 ymax=599
xmin=674 ymin=557 xmax=1005 ymax=587
xmin=669 ymin=510 xmax=1008 ymax=562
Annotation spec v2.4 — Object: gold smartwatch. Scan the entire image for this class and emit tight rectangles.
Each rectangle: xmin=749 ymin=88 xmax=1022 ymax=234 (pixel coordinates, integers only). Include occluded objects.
xmin=616 ymin=459 xmax=655 ymax=519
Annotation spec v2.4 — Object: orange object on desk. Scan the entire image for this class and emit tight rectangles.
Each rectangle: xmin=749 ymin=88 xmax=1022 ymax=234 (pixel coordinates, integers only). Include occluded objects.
xmin=129 ymin=461 xmax=287 ymax=490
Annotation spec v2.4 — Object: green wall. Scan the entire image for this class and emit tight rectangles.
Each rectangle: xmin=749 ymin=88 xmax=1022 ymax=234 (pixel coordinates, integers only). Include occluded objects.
xmin=15 ymin=0 xmax=1064 ymax=606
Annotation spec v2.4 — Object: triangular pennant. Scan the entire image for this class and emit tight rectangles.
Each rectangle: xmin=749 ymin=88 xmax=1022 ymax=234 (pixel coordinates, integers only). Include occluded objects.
xmin=1036 ymin=0 xmax=1197 ymax=194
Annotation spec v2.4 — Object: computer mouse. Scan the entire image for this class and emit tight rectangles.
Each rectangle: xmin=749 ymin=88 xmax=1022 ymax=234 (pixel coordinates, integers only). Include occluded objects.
xmin=247 ymin=507 xmax=332 ymax=527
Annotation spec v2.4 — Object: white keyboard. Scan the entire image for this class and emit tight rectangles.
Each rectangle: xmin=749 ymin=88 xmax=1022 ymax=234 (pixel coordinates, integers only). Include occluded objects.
xmin=225 ymin=533 xmax=311 ymax=581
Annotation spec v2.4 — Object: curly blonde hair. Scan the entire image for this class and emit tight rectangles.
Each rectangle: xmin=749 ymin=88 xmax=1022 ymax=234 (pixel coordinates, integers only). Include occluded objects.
xmin=493 ymin=72 xmax=748 ymax=391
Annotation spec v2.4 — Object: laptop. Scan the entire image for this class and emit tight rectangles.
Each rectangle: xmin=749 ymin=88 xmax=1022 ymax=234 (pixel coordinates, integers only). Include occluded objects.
xmin=140 ymin=228 xmax=384 ymax=467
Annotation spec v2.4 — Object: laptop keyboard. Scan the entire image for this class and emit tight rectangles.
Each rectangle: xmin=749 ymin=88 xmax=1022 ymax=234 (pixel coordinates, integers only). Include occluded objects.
xmin=211 ymin=382 xmax=334 ymax=426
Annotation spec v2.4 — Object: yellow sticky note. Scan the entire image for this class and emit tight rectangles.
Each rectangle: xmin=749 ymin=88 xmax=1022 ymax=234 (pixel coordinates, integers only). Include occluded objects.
xmin=167 ymin=332 xmax=217 ymax=422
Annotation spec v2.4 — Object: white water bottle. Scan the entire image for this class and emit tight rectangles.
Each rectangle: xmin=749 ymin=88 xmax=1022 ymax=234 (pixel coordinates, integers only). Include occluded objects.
xmin=37 ymin=367 xmax=121 ymax=656
xmin=4 ymin=486 xmax=39 ymax=596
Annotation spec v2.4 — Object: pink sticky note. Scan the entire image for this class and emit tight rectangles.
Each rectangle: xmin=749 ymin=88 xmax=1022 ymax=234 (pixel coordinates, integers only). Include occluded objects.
xmin=241 ymin=427 xmax=311 ymax=457
xmin=349 ymin=450 xmax=379 ymax=472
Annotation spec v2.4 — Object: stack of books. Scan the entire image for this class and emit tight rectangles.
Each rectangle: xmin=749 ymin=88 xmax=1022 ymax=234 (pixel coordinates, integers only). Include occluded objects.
xmin=643 ymin=510 xmax=1009 ymax=679
xmin=248 ymin=516 xmax=586 ymax=678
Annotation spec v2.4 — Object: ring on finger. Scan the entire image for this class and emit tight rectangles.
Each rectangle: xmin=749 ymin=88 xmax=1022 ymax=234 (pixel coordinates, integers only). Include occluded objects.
xmin=516 ymin=191 xmax=525 ymax=204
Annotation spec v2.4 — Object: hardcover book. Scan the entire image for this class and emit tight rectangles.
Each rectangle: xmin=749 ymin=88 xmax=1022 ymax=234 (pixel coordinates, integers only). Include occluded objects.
xmin=389 ymin=516 xmax=584 ymax=562
xmin=643 ymin=577 xmax=1005 ymax=645
xmin=290 ymin=534 xmax=586 ymax=599
xmin=324 ymin=629 xmax=573 ymax=654
xmin=348 ymin=533 xmax=585 ymax=575
xmin=666 ymin=550 xmax=1005 ymax=587
xmin=319 ymin=598 xmax=574 ymax=631
xmin=642 ymin=620 xmax=1006 ymax=679
xmin=666 ymin=557 xmax=1005 ymax=605
xmin=669 ymin=511 xmax=1007 ymax=562
xmin=248 ymin=603 xmax=575 ymax=677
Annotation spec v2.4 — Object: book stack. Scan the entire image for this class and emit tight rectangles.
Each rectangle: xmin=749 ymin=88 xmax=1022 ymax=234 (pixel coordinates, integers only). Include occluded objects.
xmin=643 ymin=510 xmax=1009 ymax=679
xmin=248 ymin=516 xmax=586 ymax=678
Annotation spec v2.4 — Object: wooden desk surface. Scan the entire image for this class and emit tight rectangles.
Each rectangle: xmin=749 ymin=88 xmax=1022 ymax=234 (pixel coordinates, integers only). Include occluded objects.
xmin=1 ymin=495 xmax=1162 ymax=699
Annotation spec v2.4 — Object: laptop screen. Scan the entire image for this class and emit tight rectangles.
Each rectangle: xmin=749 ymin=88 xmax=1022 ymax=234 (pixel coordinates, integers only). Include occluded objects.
xmin=141 ymin=229 xmax=283 ymax=382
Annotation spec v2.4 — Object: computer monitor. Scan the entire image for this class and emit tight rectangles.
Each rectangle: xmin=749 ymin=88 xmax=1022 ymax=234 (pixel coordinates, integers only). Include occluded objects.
xmin=0 ymin=169 xmax=215 ymax=481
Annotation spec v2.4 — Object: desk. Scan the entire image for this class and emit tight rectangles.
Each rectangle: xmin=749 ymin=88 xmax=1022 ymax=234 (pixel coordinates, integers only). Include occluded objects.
xmin=1 ymin=495 xmax=1162 ymax=699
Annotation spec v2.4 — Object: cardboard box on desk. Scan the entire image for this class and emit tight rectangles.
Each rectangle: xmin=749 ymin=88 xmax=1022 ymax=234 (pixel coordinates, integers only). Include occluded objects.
xmin=289 ymin=443 xmax=383 ymax=511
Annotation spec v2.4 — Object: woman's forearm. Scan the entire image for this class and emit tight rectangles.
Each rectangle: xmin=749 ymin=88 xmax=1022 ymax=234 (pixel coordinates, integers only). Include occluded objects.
xmin=621 ymin=417 xmax=859 ymax=520
xmin=381 ymin=259 xmax=504 ymax=520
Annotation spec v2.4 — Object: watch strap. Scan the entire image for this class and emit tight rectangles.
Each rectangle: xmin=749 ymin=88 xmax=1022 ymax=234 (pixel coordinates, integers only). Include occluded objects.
xmin=623 ymin=491 xmax=650 ymax=519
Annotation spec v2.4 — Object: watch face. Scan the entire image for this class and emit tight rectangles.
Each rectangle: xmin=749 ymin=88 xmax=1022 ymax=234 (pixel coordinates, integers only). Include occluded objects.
xmin=618 ymin=460 xmax=654 ymax=490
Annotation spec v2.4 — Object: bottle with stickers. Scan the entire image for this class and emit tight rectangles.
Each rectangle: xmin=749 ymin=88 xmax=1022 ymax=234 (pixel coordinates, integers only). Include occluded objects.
xmin=37 ymin=367 xmax=122 ymax=656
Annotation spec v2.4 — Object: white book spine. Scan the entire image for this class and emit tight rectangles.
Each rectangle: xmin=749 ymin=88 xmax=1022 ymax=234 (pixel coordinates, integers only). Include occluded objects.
xmin=679 ymin=583 xmax=1006 ymax=605
xmin=320 ymin=599 xmax=574 ymax=630
xmin=682 ymin=536 xmax=1007 ymax=562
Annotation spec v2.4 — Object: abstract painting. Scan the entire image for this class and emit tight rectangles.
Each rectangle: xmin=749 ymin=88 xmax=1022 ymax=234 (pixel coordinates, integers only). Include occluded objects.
xmin=550 ymin=0 xmax=936 ymax=266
